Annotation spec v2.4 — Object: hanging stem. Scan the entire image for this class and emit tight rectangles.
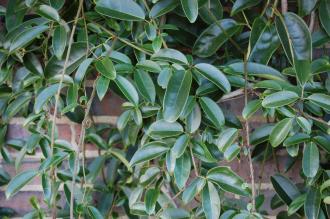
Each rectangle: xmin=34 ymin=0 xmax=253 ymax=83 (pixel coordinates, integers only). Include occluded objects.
xmin=50 ymin=1 xmax=84 ymax=218
xmin=243 ymin=53 xmax=256 ymax=212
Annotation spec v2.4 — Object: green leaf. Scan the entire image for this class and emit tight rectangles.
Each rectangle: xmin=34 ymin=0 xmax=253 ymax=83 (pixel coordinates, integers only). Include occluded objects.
xmin=271 ymin=174 xmax=300 ymax=205
xmin=202 ymin=182 xmax=221 ymax=219
xmin=115 ymin=75 xmax=139 ymax=105
xmin=276 ymin=12 xmax=312 ymax=84
xmin=231 ymin=0 xmax=261 ymax=16
xmin=87 ymin=206 xmax=104 ymax=219
xmin=180 ymin=0 xmax=198 ymax=23
xmin=215 ymin=128 xmax=238 ymax=152
xmin=269 ymin=118 xmax=293 ymax=147
xmin=207 ymin=166 xmax=251 ymax=197
xmin=182 ymin=177 xmax=206 ymax=204
xmin=52 ymin=24 xmax=67 ymax=60
xmin=10 ymin=25 xmax=48 ymax=53
xmin=45 ymin=42 xmax=87 ymax=77
xmin=134 ymin=70 xmax=156 ymax=104
xmin=313 ymin=136 xmax=330 ymax=153
xmin=297 ymin=116 xmax=312 ymax=134
xmin=85 ymin=133 xmax=107 ymax=149
xmin=150 ymin=0 xmax=180 ymax=18
xmin=199 ymin=97 xmax=225 ymax=129
xmin=171 ymin=134 xmax=190 ymax=158
xmin=74 ymin=58 xmax=94 ymax=84
xmin=288 ymin=194 xmax=306 ymax=216
xmin=3 ymin=93 xmax=32 ymax=122
xmin=163 ymin=70 xmax=192 ymax=122
xmin=95 ymin=0 xmax=145 ymax=21
xmin=145 ymin=188 xmax=160 ymax=215
xmin=262 ymin=91 xmax=299 ymax=108
xmin=34 ymin=84 xmax=63 ymax=113
xmin=129 ymin=141 xmax=169 ymax=166
xmin=224 ymin=62 xmax=286 ymax=81
xmin=223 ymin=143 xmax=240 ymax=161
xmin=194 ymin=63 xmax=231 ymax=93
xmin=140 ymin=167 xmax=160 ymax=186
xmin=242 ymin=99 xmax=262 ymax=120
xmin=147 ymin=120 xmax=183 ymax=139
xmin=151 ymin=48 xmax=188 ymax=65
xmin=23 ymin=53 xmax=44 ymax=76
xmin=136 ymin=60 xmax=161 ymax=73
xmin=96 ymin=76 xmax=110 ymax=101
xmin=199 ymin=0 xmax=223 ymax=25
xmin=95 ymin=57 xmax=116 ymax=80
xmin=299 ymin=0 xmax=317 ymax=16
xmin=36 ymin=4 xmax=60 ymax=22
xmin=193 ymin=19 xmax=241 ymax=57
xmin=174 ymin=152 xmax=191 ymax=189
xmin=304 ymin=187 xmax=321 ymax=219
xmin=319 ymin=0 xmax=330 ymax=36
xmin=283 ymin=133 xmax=310 ymax=146
xmin=186 ymin=103 xmax=201 ymax=133
xmin=302 ymin=142 xmax=319 ymax=178
xmin=6 ymin=170 xmax=38 ymax=198
xmin=249 ymin=17 xmax=280 ymax=64
xmin=307 ymin=93 xmax=330 ymax=111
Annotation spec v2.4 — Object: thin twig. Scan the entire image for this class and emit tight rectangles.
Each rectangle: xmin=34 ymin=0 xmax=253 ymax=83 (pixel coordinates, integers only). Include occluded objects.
xmin=281 ymin=0 xmax=288 ymax=13
xmin=309 ymin=11 xmax=316 ymax=32
xmin=50 ymin=1 xmax=84 ymax=218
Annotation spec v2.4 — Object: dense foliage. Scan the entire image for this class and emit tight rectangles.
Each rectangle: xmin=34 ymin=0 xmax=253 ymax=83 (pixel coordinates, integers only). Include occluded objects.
xmin=0 ymin=0 xmax=330 ymax=218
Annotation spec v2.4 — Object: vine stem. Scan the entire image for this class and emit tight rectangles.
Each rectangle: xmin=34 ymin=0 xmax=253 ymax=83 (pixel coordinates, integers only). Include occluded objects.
xmin=243 ymin=53 xmax=256 ymax=212
xmin=50 ymin=0 xmax=84 ymax=218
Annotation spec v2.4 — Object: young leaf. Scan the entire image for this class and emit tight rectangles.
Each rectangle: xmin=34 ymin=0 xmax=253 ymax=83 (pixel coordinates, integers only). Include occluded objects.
xmin=6 ymin=170 xmax=39 ymax=198
xmin=202 ymin=182 xmax=221 ymax=219
xmin=95 ymin=0 xmax=145 ymax=21
xmin=269 ymin=118 xmax=293 ymax=147
xmin=302 ymin=142 xmax=319 ymax=178
xmin=163 ymin=70 xmax=192 ymax=122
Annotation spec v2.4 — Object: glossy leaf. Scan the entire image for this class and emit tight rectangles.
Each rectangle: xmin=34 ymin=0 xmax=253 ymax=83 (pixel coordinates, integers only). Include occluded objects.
xmin=242 ymin=99 xmax=261 ymax=120
xmin=163 ymin=70 xmax=192 ymax=122
xmin=307 ymin=93 xmax=330 ymax=111
xmin=115 ymin=75 xmax=139 ymax=105
xmin=135 ymin=70 xmax=156 ymax=104
xmin=302 ymin=142 xmax=319 ymax=178
xmin=180 ymin=0 xmax=198 ymax=23
xmin=129 ymin=141 xmax=169 ymax=166
xmin=199 ymin=97 xmax=225 ymax=129
xmin=87 ymin=206 xmax=104 ymax=219
xmin=231 ymin=0 xmax=261 ymax=16
xmin=6 ymin=170 xmax=38 ymax=198
xmin=202 ymin=182 xmax=221 ymax=219
xmin=171 ymin=134 xmax=190 ymax=158
xmin=151 ymin=48 xmax=188 ymax=65
xmin=207 ymin=166 xmax=251 ymax=197
xmin=182 ymin=177 xmax=206 ymax=204
xmin=95 ymin=57 xmax=116 ymax=80
xmin=271 ymin=174 xmax=300 ymax=205
xmin=96 ymin=76 xmax=110 ymax=101
xmin=95 ymin=0 xmax=145 ymax=21
xmin=174 ymin=152 xmax=191 ymax=189
xmin=147 ymin=120 xmax=183 ymax=139
xmin=34 ymin=84 xmax=62 ymax=113
xmin=193 ymin=19 xmax=241 ymax=57
xmin=215 ymin=128 xmax=238 ymax=152
xmin=36 ymin=4 xmax=60 ymax=22
xmin=262 ymin=91 xmax=299 ymax=108
xmin=3 ymin=93 xmax=32 ymax=122
xmin=269 ymin=118 xmax=293 ymax=147
xmin=74 ymin=58 xmax=94 ymax=84
xmin=145 ymin=188 xmax=159 ymax=215
xmin=304 ymin=187 xmax=321 ymax=219
xmin=52 ymin=24 xmax=67 ymax=60
xmin=194 ymin=63 xmax=231 ymax=93
xmin=10 ymin=25 xmax=48 ymax=52
xmin=150 ymin=0 xmax=180 ymax=18
xmin=319 ymin=0 xmax=330 ymax=36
